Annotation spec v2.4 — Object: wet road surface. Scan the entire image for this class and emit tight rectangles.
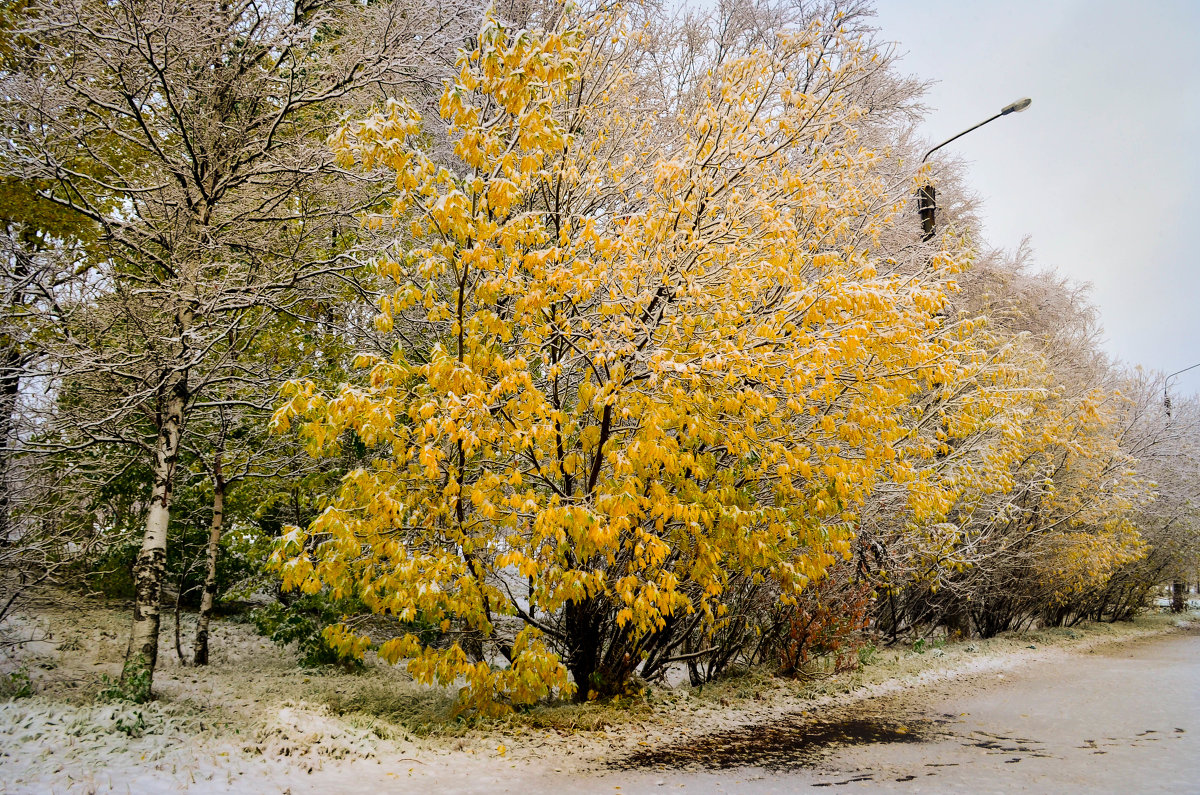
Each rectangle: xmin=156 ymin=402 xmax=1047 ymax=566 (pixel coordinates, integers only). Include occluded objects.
xmin=597 ymin=627 xmax=1200 ymax=793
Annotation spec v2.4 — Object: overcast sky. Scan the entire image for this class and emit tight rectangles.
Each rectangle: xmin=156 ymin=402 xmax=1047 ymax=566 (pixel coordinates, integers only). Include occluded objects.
xmin=871 ymin=0 xmax=1200 ymax=396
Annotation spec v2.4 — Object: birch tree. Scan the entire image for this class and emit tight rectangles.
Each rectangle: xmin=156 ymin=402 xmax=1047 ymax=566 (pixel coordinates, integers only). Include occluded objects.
xmin=1 ymin=0 xmax=477 ymax=689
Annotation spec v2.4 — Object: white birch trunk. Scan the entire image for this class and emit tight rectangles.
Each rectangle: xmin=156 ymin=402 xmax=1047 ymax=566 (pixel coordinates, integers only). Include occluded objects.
xmin=126 ymin=372 xmax=187 ymax=687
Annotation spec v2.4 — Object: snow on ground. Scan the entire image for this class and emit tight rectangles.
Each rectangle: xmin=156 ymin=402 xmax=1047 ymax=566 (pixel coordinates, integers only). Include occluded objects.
xmin=0 ymin=597 xmax=1192 ymax=794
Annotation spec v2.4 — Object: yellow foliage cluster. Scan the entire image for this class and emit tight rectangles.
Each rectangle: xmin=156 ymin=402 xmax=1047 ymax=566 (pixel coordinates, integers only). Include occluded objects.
xmin=857 ymin=252 xmax=1155 ymax=632
xmin=270 ymin=7 xmax=1156 ymax=705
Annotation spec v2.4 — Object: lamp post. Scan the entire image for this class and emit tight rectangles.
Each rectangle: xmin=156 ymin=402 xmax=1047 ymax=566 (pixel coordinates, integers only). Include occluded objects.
xmin=918 ymin=97 xmax=1032 ymax=241
xmin=1161 ymin=360 xmax=1199 ymax=610
xmin=1163 ymin=360 xmax=1200 ymax=418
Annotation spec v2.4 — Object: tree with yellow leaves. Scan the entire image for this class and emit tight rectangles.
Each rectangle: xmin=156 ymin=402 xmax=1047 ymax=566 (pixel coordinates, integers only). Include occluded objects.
xmin=863 ymin=250 xmax=1151 ymax=638
xmin=271 ymin=2 xmax=981 ymax=709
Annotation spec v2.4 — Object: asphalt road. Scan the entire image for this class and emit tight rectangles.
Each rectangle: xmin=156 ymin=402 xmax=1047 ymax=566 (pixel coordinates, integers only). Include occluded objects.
xmin=569 ymin=625 xmax=1200 ymax=794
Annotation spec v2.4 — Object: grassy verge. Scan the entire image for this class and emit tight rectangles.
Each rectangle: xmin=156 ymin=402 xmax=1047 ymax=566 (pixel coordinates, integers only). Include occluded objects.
xmin=308 ymin=609 xmax=1191 ymax=745
xmin=4 ymin=596 xmax=1190 ymax=749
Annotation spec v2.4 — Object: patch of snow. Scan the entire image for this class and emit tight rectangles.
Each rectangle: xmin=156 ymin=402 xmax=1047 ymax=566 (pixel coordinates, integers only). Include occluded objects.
xmin=246 ymin=702 xmax=381 ymax=765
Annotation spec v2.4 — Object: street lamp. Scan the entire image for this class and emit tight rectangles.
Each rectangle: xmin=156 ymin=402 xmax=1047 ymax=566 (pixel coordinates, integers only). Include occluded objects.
xmin=918 ymin=97 xmax=1032 ymax=241
xmin=1162 ymin=359 xmax=1200 ymax=610
xmin=1163 ymin=360 xmax=1200 ymax=418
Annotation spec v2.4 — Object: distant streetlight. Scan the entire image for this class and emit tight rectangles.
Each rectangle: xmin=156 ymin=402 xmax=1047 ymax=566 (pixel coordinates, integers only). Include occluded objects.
xmin=1162 ymin=359 xmax=1200 ymax=611
xmin=1163 ymin=360 xmax=1200 ymax=418
xmin=918 ymin=97 xmax=1032 ymax=241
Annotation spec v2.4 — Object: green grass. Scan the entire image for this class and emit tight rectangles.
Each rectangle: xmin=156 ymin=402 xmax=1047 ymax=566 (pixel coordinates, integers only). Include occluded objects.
xmin=310 ymin=676 xmax=463 ymax=736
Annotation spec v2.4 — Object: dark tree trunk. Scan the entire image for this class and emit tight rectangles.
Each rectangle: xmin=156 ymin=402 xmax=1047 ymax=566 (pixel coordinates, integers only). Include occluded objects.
xmin=193 ymin=432 xmax=226 ymax=666
xmin=173 ymin=570 xmax=186 ymax=664
xmin=944 ymin=598 xmax=971 ymax=640
xmin=0 ymin=345 xmax=20 ymax=544
xmin=1171 ymin=580 xmax=1186 ymax=613
xmin=562 ymin=595 xmax=642 ymax=700
xmin=0 ymin=237 xmax=33 ymax=546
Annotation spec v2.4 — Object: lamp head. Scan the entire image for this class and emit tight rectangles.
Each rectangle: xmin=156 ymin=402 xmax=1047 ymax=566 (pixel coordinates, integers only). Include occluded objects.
xmin=1001 ymin=97 xmax=1032 ymax=115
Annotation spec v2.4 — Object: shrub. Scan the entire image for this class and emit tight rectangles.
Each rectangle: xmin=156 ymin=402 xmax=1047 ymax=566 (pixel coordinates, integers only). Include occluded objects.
xmin=0 ymin=668 xmax=33 ymax=700
xmin=98 ymin=656 xmax=153 ymax=703
xmin=777 ymin=575 xmax=873 ymax=676
xmin=251 ymin=596 xmax=365 ymax=669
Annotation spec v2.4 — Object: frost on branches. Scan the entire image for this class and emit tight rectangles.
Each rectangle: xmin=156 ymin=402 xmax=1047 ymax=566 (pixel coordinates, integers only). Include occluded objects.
xmin=270 ymin=5 xmax=1001 ymax=710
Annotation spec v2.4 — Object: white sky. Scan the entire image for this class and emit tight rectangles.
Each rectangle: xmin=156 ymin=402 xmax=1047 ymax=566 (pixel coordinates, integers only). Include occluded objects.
xmin=872 ymin=0 xmax=1200 ymax=396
